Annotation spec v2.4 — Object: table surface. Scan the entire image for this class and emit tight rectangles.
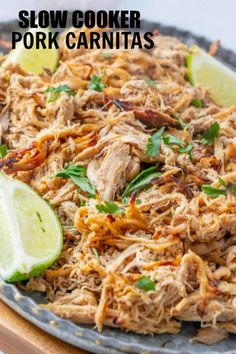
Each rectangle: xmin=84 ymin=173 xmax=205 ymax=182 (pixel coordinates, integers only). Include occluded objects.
xmin=0 ymin=300 xmax=88 ymax=354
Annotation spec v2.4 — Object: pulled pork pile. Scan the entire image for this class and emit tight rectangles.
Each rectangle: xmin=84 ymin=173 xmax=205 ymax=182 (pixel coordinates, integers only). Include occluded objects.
xmin=1 ymin=29 xmax=236 ymax=344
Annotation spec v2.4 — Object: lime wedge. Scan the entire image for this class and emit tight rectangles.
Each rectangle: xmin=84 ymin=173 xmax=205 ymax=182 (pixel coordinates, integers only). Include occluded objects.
xmin=3 ymin=27 xmax=59 ymax=75
xmin=187 ymin=45 xmax=236 ymax=107
xmin=0 ymin=173 xmax=63 ymax=282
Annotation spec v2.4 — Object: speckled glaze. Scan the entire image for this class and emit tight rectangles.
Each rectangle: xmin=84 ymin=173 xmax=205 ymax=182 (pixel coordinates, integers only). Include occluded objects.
xmin=1 ymin=19 xmax=236 ymax=354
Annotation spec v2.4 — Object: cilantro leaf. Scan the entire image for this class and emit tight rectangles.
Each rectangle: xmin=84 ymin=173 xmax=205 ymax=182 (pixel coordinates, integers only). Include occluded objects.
xmin=144 ymin=79 xmax=158 ymax=88
xmin=146 ymin=127 xmax=165 ymax=158
xmin=178 ymin=143 xmax=193 ymax=155
xmin=0 ymin=144 xmax=8 ymax=158
xmin=191 ymin=99 xmax=202 ymax=108
xmin=136 ymin=276 xmax=155 ymax=291
xmin=122 ymin=196 xmax=142 ymax=205
xmin=218 ymin=177 xmax=226 ymax=187
xmin=202 ymin=181 xmax=236 ymax=198
xmin=173 ymin=112 xmax=189 ymax=130
xmin=96 ymin=201 xmax=124 ymax=214
xmin=232 ymin=185 xmax=236 ymax=197
xmin=122 ymin=166 xmax=161 ymax=198
xmin=45 ymin=84 xmax=76 ymax=103
xmin=52 ymin=164 xmax=86 ymax=179
xmin=71 ymin=176 xmax=96 ymax=196
xmin=178 ymin=143 xmax=193 ymax=161
xmin=201 ymin=185 xmax=226 ymax=198
xmin=52 ymin=164 xmax=96 ymax=197
xmin=163 ymin=135 xmax=193 ymax=159
xmin=201 ymin=122 xmax=220 ymax=145
xmin=88 ymin=74 xmax=106 ymax=92
xmin=163 ymin=135 xmax=183 ymax=147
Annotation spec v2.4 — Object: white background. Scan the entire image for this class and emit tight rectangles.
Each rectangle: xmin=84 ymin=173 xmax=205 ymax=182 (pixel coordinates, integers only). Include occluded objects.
xmin=0 ymin=0 xmax=236 ymax=52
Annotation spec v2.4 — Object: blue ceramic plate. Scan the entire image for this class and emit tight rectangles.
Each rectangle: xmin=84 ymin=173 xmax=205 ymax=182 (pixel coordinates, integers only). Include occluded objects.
xmin=0 ymin=19 xmax=236 ymax=354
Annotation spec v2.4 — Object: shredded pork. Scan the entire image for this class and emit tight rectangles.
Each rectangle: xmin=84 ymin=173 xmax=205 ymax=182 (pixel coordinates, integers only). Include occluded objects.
xmin=1 ymin=28 xmax=236 ymax=344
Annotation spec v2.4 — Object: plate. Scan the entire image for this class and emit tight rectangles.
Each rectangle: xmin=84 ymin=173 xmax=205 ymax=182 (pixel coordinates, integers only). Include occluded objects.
xmin=1 ymin=19 xmax=236 ymax=354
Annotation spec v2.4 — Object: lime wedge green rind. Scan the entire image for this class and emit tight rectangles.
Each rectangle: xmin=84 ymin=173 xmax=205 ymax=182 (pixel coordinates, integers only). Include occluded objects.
xmin=7 ymin=259 xmax=57 ymax=283
xmin=2 ymin=27 xmax=59 ymax=75
xmin=187 ymin=45 xmax=236 ymax=107
xmin=0 ymin=173 xmax=63 ymax=282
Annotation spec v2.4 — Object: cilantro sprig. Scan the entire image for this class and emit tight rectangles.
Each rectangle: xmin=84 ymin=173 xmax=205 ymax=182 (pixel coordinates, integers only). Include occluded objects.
xmin=163 ymin=135 xmax=193 ymax=159
xmin=163 ymin=135 xmax=183 ymax=147
xmin=201 ymin=179 xmax=236 ymax=198
xmin=146 ymin=127 xmax=165 ymax=158
xmin=201 ymin=122 xmax=220 ymax=145
xmin=88 ymin=74 xmax=106 ymax=92
xmin=173 ymin=112 xmax=189 ymax=130
xmin=122 ymin=166 xmax=161 ymax=198
xmin=178 ymin=144 xmax=193 ymax=159
xmin=122 ymin=196 xmax=141 ymax=206
xmin=144 ymin=78 xmax=158 ymax=88
xmin=96 ymin=201 xmax=124 ymax=214
xmin=45 ymin=84 xmax=76 ymax=103
xmin=201 ymin=185 xmax=226 ymax=198
xmin=146 ymin=127 xmax=193 ymax=160
xmin=218 ymin=177 xmax=226 ymax=187
xmin=191 ymin=99 xmax=202 ymax=108
xmin=136 ymin=276 xmax=155 ymax=292
xmin=0 ymin=144 xmax=8 ymax=159
xmin=52 ymin=164 xmax=96 ymax=197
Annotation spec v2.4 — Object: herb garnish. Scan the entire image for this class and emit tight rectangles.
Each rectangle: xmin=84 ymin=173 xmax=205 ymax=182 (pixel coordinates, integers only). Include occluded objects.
xmin=191 ymin=99 xmax=202 ymax=108
xmin=201 ymin=185 xmax=226 ymax=198
xmin=232 ymin=185 xmax=236 ymax=197
xmin=95 ymin=201 xmax=124 ymax=214
xmin=122 ymin=166 xmax=161 ymax=198
xmin=201 ymin=122 xmax=220 ymax=145
xmin=136 ymin=276 xmax=155 ymax=291
xmin=52 ymin=164 xmax=96 ymax=197
xmin=146 ymin=127 xmax=165 ymax=158
xmin=178 ymin=143 xmax=193 ymax=159
xmin=163 ymin=135 xmax=183 ymax=147
xmin=144 ymin=79 xmax=158 ymax=88
xmin=88 ymin=74 xmax=106 ymax=92
xmin=45 ymin=84 xmax=76 ymax=103
xmin=202 ymin=179 xmax=236 ymax=198
xmin=122 ymin=196 xmax=142 ymax=205
xmin=0 ymin=144 xmax=8 ymax=159
xmin=218 ymin=177 xmax=226 ymax=187
xmin=173 ymin=112 xmax=189 ymax=130
xmin=163 ymin=135 xmax=193 ymax=159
